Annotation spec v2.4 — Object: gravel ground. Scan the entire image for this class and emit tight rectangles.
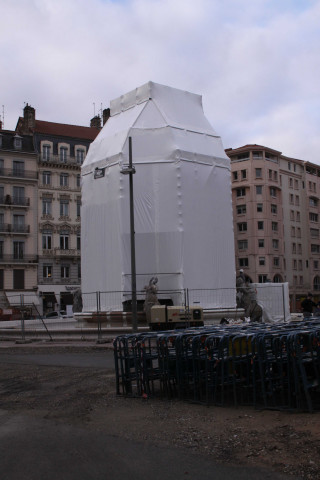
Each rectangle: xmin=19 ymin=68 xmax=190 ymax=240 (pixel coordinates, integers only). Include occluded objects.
xmin=0 ymin=347 xmax=319 ymax=480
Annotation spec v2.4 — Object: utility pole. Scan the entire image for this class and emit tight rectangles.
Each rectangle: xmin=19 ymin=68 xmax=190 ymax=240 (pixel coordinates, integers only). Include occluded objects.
xmin=121 ymin=137 xmax=137 ymax=332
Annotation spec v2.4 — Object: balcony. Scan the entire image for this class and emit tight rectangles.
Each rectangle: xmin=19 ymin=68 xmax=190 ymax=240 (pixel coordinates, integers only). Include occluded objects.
xmin=0 ymin=223 xmax=30 ymax=234
xmin=0 ymin=195 xmax=30 ymax=207
xmin=0 ymin=254 xmax=38 ymax=264
xmin=0 ymin=168 xmax=38 ymax=180
xmin=39 ymin=154 xmax=82 ymax=167
xmin=42 ymin=248 xmax=80 ymax=257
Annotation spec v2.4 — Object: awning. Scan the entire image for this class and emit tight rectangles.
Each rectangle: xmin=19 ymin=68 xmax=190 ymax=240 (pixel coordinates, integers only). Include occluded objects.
xmin=6 ymin=292 xmax=40 ymax=306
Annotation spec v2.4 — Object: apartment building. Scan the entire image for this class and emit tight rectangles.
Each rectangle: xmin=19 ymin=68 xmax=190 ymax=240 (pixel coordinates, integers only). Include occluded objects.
xmin=16 ymin=105 xmax=100 ymax=313
xmin=0 ymin=126 xmax=38 ymax=298
xmin=226 ymin=144 xmax=319 ymax=310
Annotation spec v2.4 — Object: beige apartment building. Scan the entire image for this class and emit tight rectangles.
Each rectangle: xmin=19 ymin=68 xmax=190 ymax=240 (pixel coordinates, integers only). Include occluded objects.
xmin=16 ymin=105 xmax=100 ymax=314
xmin=0 ymin=126 xmax=38 ymax=306
xmin=226 ymin=144 xmax=320 ymax=310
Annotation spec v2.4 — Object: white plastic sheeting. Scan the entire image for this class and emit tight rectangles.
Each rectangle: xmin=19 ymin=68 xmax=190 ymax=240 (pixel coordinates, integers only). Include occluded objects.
xmin=254 ymin=283 xmax=291 ymax=323
xmin=81 ymin=82 xmax=236 ymax=311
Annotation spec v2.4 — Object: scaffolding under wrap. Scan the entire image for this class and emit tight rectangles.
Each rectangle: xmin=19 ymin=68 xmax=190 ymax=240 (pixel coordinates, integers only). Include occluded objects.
xmin=81 ymin=82 xmax=236 ymax=312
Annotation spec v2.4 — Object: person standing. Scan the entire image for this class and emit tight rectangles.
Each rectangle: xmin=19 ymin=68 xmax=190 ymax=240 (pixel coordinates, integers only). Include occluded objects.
xmin=301 ymin=293 xmax=316 ymax=317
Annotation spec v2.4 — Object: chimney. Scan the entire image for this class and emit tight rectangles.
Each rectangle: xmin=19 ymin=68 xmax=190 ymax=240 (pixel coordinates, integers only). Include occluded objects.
xmin=90 ymin=115 xmax=101 ymax=129
xmin=102 ymin=108 xmax=110 ymax=126
xmin=22 ymin=104 xmax=36 ymax=133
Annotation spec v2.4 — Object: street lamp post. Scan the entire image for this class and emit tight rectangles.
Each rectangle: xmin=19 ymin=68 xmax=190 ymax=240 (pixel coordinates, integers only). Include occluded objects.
xmin=121 ymin=137 xmax=137 ymax=332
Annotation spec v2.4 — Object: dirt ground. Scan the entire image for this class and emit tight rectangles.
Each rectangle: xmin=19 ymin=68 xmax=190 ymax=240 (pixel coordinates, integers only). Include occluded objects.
xmin=0 ymin=348 xmax=319 ymax=480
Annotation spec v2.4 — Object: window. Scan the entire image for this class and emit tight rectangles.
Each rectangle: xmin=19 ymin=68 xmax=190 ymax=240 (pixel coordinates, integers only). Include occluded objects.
xmin=289 ymin=194 xmax=294 ymax=204
xmin=271 ymin=204 xmax=277 ymax=214
xmin=60 ymin=234 xmax=69 ymax=250
xmin=258 ymin=239 xmax=264 ymax=248
xmin=13 ymin=160 xmax=24 ymax=177
xmin=13 ymin=135 xmax=22 ymax=150
xmin=255 ymin=168 xmax=262 ymax=178
xmin=258 ymin=275 xmax=268 ymax=283
xmin=239 ymin=258 xmax=249 ymax=267
xmin=60 ymin=199 xmax=69 ymax=216
xmin=298 ymin=260 xmax=303 ymax=271
xmin=76 ymin=199 xmax=81 ymax=217
xmin=238 ymin=239 xmax=248 ymax=250
xmin=257 ymin=203 xmax=263 ymax=213
xmin=274 ymin=257 xmax=280 ymax=267
xmin=298 ymin=243 xmax=302 ymax=254
xmin=311 ymin=244 xmax=320 ymax=253
xmin=42 ymin=171 xmax=51 ymax=185
xmin=42 ymin=233 xmax=52 ymax=250
xmin=60 ymin=147 xmax=68 ymax=163
xmin=292 ymin=243 xmax=296 ymax=254
xmin=13 ymin=186 xmax=25 ymax=205
xmin=43 ymin=144 xmax=51 ymax=161
xmin=236 ymin=188 xmax=246 ymax=197
xmin=314 ymin=261 xmax=319 ymax=270
xmin=78 ymin=263 xmax=81 ymax=279
xmin=237 ymin=222 xmax=247 ymax=232
xmin=0 ymin=240 xmax=3 ymax=259
xmin=314 ymin=276 xmax=320 ymax=291
xmin=258 ymin=221 xmax=264 ymax=230
xmin=270 ymin=187 xmax=276 ymax=197
xmin=253 ymin=151 xmax=262 ymax=158
xmin=60 ymin=173 xmax=69 ymax=187
xmin=297 ymin=227 xmax=301 ymax=238
xmin=291 ymin=226 xmax=296 ymax=237
xmin=310 ymin=228 xmax=319 ymax=238
xmin=0 ymin=158 xmax=3 ymax=175
xmin=310 ymin=197 xmax=318 ymax=207
xmin=288 ymin=162 xmax=291 ymax=171
xmin=233 ymin=171 xmax=238 ymax=181
xmin=76 ymin=174 xmax=81 ymax=187
xmin=13 ymin=241 xmax=24 ymax=259
xmin=309 ymin=212 xmax=318 ymax=222
xmin=256 ymin=185 xmax=263 ymax=195
xmin=294 ymin=179 xmax=298 ymax=189
xmin=293 ymin=259 xmax=297 ymax=270
xmin=274 ymin=171 xmax=278 ymax=181
xmin=241 ymin=169 xmax=247 ymax=180
xmin=296 ymin=212 xmax=300 ymax=222
xmin=76 ymin=149 xmax=85 ymax=165
xmin=259 ymin=257 xmax=265 ymax=266
xmin=42 ymin=199 xmax=52 ymax=215
xmin=236 ymin=204 xmax=246 ymax=215
xmin=43 ymin=265 xmax=52 ymax=278
xmin=269 ymin=170 xmax=273 ymax=180
xmin=13 ymin=214 xmax=25 ymax=232
xmin=77 ymin=234 xmax=81 ymax=250
xmin=61 ymin=265 xmax=70 ymax=279
xmin=272 ymin=222 xmax=278 ymax=232
xmin=295 ymin=195 xmax=300 ymax=206
xmin=289 ymin=178 xmax=293 ymax=188
xmin=290 ymin=210 xmax=295 ymax=221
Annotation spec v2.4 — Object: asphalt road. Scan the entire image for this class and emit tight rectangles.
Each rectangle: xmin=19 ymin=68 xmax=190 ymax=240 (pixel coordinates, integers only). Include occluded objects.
xmin=0 ymin=351 xmax=115 ymax=369
xmin=0 ymin=410 xmax=298 ymax=480
xmin=0 ymin=349 xmax=302 ymax=480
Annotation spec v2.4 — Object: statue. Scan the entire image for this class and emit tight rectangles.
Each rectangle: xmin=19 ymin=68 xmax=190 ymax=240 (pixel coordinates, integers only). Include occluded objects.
xmin=143 ymin=277 xmax=160 ymax=322
xmin=73 ymin=288 xmax=83 ymax=313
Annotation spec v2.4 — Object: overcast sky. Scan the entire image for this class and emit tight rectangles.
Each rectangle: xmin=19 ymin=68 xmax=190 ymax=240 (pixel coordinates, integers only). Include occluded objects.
xmin=1 ymin=0 xmax=320 ymax=162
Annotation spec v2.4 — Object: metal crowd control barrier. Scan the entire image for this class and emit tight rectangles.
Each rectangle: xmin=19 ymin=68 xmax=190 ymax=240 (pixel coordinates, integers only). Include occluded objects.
xmin=113 ymin=320 xmax=320 ymax=412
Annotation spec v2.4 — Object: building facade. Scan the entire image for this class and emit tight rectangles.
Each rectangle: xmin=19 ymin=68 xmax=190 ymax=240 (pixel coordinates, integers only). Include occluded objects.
xmin=0 ymin=126 xmax=38 ymax=310
xmin=226 ymin=145 xmax=319 ymax=310
xmin=16 ymin=105 xmax=100 ymax=313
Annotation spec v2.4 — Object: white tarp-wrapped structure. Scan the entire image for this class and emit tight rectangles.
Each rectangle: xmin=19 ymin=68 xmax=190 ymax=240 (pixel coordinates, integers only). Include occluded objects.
xmin=81 ymin=82 xmax=235 ymax=311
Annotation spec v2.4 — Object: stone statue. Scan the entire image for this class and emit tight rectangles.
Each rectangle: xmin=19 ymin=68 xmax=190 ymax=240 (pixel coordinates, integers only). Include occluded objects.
xmin=143 ymin=277 xmax=160 ymax=322
xmin=73 ymin=288 xmax=83 ymax=313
